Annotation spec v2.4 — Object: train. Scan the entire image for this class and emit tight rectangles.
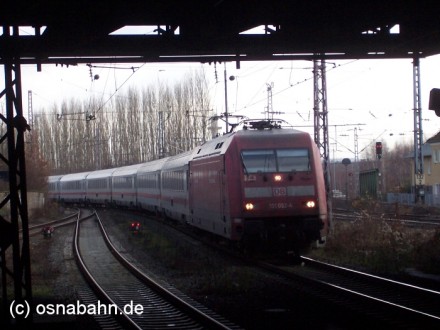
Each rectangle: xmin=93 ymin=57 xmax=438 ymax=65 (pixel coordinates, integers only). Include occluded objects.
xmin=48 ymin=120 xmax=329 ymax=255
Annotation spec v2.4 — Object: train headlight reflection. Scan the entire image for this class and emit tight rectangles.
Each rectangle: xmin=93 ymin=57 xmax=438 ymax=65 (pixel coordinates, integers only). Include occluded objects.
xmin=245 ymin=203 xmax=254 ymax=210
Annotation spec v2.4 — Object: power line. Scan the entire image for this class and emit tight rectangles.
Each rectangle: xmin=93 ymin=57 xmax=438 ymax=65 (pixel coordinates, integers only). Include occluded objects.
xmin=238 ymin=59 xmax=359 ymax=112
xmin=94 ymin=63 xmax=146 ymax=114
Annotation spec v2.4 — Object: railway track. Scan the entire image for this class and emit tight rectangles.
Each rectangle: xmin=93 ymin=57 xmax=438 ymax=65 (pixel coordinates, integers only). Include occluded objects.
xmin=333 ymin=209 xmax=440 ymax=228
xmin=73 ymin=209 xmax=237 ymax=330
xmin=118 ymin=209 xmax=440 ymax=328
xmin=74 ymin=208 xmax=440 ymax=328
xmin=257 ymin=256 xmax=440 ymax=329
xmin=25 ymin=208 xmax=80 ymax=237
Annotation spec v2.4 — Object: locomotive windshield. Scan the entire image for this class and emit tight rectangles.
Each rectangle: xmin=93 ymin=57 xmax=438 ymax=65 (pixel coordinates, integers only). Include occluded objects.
xmin=241 ymin=148 xmax=310 ymax=173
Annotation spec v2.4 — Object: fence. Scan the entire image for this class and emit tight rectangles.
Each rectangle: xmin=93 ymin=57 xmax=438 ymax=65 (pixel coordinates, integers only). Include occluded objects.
xmin=386 ymin=193 xmax=437 ymax=206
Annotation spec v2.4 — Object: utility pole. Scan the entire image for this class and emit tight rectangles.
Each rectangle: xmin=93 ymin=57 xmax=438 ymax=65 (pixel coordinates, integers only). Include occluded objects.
xmin=224 ymin=62 xmax=229 ymax=133
xmin=27 ymin=90 xmax=34 ymax=152
xmin=354 ymin=127 xmax=359 ymax=198
xmin=413 ymin=56 xmax=424 ymax=203
xmin=313 ymin=58 xmax=332 ymax=222
xmin=264 ymin=83 xmax=284 ymax=120
xmin=27 ymin=90 xmax=33 ymax=129
xmin=266 ymin=83 xmax=274 ymax=120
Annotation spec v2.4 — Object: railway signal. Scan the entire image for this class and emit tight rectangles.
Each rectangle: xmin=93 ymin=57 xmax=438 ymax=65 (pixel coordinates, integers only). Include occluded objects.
xmin=130 ymin=222 xmax=141 ymax=235
xmin=429 ymin=88 xmax=440 ymax=116
xmin=375 ymin=142 xmax=382 ymax=159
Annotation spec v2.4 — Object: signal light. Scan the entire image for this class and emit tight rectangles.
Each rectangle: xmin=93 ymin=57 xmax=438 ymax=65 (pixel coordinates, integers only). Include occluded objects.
xmin=375 ymin=142 xmax=382 ymax=159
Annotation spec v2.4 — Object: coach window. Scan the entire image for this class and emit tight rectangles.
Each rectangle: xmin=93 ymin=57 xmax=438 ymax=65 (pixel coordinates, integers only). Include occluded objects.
xmin=138 ymin=175 xmax=145 ymax=188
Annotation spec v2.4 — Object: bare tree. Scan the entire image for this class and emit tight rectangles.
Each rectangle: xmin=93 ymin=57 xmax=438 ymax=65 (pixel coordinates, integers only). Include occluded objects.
xmin=37 ymin=67 xmax=213 ymax=175
xmin=383 ymin=141 xmax=412 ymax=192
xmin=142 ymin=85 xmax=158 ymax=160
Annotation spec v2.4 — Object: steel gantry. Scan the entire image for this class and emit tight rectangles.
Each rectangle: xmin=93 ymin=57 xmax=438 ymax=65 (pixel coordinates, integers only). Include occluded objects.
xmin=0 ymin=26 xmax=32 ymax=326
xmin=313 ymin=58 xmax=332 ymax=223
xmin=413 ymin=56 xmax=425 ymax=203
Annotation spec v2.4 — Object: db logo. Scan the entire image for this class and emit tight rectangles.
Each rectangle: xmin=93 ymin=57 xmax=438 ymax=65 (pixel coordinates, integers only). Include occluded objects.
xmin=273 ymin=187 xmax=287 ymax=196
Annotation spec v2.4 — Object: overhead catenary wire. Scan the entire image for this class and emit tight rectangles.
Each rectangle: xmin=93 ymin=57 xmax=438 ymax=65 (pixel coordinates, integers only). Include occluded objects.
xmin=237 ymin=59 xmax=359 ymax=112
xmin=93 ymin=62 xmax=146 ymax=114
xmin=53 ymin=62 xmax=146 ymax=120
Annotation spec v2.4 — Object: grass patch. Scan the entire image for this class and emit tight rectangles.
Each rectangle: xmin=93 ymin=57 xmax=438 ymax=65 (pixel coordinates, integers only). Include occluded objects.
xmin=309 ymin=203 xmax=440 ymax=276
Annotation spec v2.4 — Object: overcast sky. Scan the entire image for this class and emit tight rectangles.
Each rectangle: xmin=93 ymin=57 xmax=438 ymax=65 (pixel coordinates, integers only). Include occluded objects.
xmin=3 ymin=54 xmax=440 ymax=161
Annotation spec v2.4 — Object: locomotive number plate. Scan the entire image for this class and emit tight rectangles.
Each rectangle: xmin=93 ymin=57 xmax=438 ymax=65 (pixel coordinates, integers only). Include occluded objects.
xmin=272 ymin=187 xmax=287 ymax=196
xmin=269 ymin=202 xmax=293 ymax=209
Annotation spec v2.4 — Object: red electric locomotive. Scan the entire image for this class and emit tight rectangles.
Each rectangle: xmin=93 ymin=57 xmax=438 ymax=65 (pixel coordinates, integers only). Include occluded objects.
xmin=188 ymin=120 xmax=328 ymax=254
xmin=49 ymin=119 xmax=328 ymax=256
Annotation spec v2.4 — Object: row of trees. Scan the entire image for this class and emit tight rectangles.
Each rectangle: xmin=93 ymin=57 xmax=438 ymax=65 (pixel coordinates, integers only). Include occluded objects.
xmin=32 ymin=69 xmax=215 ymax=175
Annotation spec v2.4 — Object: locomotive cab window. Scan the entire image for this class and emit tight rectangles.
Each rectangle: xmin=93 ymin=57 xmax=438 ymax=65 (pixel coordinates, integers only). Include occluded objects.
xmin=277 ymin=149 xmax=310 ymax=172
xmin=241 ymin=150 xmax=276 ymax=173
xmin=241 ymin=148 xmax=310 ymax=173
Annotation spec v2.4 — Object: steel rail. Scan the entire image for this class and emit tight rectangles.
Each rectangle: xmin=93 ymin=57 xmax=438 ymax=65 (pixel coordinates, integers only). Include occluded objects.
xmin=94 ymin=210 xmax=235 ymax=330
xmin=73 ymin=211 xmax=142 ymax=330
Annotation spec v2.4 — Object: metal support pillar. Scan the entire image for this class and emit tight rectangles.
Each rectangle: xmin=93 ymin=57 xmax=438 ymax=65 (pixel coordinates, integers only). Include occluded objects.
xmin=354 ymin=127 xmax=359 ymax=198
xmin=313 ymin=58 xmax=332 ymax=220
xmin=28 ymin=90 xmax=34 ymax=129
xmin=413 ymin=57 xmax=425 ymax=203
xmin=224 ymin=62 xmax=229 ymax=133
xmin=0 ymin=26 xmax=33 ymax=326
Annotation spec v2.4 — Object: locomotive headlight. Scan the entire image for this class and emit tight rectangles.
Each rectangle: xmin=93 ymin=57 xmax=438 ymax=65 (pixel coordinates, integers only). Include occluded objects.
xmin=306 ymin=200 xmax=316 ymax=208
xmin=274 ymin=174 xmax=282 ymax=182
xmin=245 ymin=202 xmax=254 ymax=210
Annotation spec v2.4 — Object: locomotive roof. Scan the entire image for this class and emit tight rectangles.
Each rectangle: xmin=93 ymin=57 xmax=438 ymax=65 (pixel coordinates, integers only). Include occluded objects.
xmin=233 ymin=127 xmax=312 ymax=145
xmin=192 ymin=132 xmax=235 ymax=160
xmin=236 ymin=127 xmax=307 ymax=137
